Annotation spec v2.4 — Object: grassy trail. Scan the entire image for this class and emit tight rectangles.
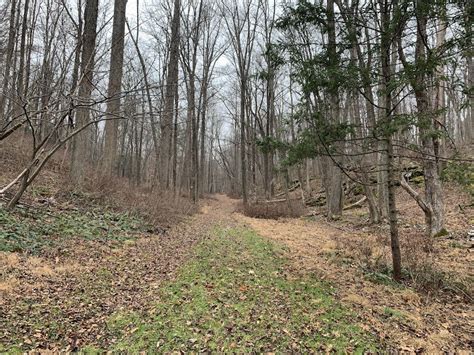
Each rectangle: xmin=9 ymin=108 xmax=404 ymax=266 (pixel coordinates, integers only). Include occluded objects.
xmin=107 ymin=226 xmax=378 ymax=353
xmin=1 ymin=196 xmax=378 ymax=352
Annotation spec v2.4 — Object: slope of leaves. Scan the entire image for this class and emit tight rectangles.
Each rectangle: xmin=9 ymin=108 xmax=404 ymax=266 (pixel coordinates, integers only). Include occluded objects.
xmin=0 ymin=207 xmax=151 ymax=254
xmin=108 ymin=227 xmax=378 ymax=352
xmin=0 ymin=205 xmax=208 ymax=352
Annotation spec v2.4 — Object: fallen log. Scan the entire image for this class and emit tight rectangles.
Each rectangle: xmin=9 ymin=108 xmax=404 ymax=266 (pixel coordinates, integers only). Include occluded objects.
xmin=400 ymin=172 xmax=431 ymax=216
xmin=274 ymin=181 xmax=301 ymax=197
xmin=343 ymin=196 xmax=367 ymax=210
xmin=255 ymin=198 xmax=288 ymax=204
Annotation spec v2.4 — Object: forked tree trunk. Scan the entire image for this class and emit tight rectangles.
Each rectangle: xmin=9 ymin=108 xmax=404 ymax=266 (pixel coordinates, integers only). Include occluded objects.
xmin=413 ymin=1 xmax=445 ymax=236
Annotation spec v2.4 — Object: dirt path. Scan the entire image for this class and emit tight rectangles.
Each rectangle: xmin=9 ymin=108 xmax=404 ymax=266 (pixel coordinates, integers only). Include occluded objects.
xmin=234 ymin=208 xmax=473 ymax=353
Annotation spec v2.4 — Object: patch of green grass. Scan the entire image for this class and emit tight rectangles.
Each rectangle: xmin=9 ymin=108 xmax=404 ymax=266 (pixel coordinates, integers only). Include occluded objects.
xmin=434 ymin=228 xmax=449 ymax=238
xmin=363 ymin=266 xmax=405 ymax=289
xmin=383 ymin=307 xmax=406 ymax=320
xmin=108 ymin=227 xmax=378 ymax=352
xmin=449 ymin=241 xmax=464 ymax=249
xmin=77 ymin=346 xmax=103 ymax=354
xmin=30 ymin=185 xmax=52 ymax=198
xmin=0 ymin=207 xmax=151 ymax=254
xmin=0 ymin=345 xmax=22 ymax=354
xmin=364 ymin=271 xmax=398 ymax=287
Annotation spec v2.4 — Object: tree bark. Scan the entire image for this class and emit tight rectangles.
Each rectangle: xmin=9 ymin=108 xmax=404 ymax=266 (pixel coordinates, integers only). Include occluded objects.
xmin=325 ymin=0 xmax=344 ymax=220
xmin=0 ymin=0 xmax=18 ymax=127
xmin=70 ymin=0 xmax=99 ymax=185
xmin=381 ymin=0 xmax=401 ymax=280
xmin=413 ymin=0 xmax=445 ymax=236
xmin=103 ymin=0 xmax=128 ymax=175
xmin=158 ymin=0 xmax=181 ymax=189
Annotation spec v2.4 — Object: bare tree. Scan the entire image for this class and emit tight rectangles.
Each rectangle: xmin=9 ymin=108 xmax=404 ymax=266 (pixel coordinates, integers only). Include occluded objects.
xmin=397 ymin=0 xmax=445 ymax=237
xmin=103 ymin=0 xmax=128 ymax=176
xmin=222 ymin=0 xmax=260 ymax=206
xmin=180 ymin=0 xmax=203 ymax=202
xmin=158 ymin=0 xmax=181 ymax=189
xmin=0 ymin=0 xmax=18 ymax=127
xmin=198 ymin=2 xmax=223 ymax=196
xmin=70 ymin=0 xmax=99 ymax=185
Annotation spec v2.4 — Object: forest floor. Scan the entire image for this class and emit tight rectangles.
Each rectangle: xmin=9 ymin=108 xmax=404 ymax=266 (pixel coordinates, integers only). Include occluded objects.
xmin=1 ymin=193 xmax=473 ymax=352
xmin=236 ymin=199 xmax=473 ymax=353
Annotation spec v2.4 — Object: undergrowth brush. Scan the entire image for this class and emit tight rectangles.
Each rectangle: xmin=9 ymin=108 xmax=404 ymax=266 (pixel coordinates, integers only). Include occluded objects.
xmin=241 ymin=199 xmax=306 ymax=219
xmin=337 ymin=231 xmax=472 ymax=300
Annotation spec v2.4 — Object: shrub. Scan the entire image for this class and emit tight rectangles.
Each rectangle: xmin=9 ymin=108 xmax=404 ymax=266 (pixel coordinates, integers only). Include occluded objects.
xmin=61 ymin=173 xmax=198 ymax=227
xmin=442 ymin=160 xmax=474 ymax=196
xmin=242 ymin=199 xmax=306 ymax=219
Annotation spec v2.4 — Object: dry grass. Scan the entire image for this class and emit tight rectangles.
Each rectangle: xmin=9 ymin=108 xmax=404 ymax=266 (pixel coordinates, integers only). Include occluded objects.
xmin=0 ymin=252 xmax=20 ymax=268
xmin=334 ymin=224 xmax=472 ymax=298
xmin=0 ymin=133 xmax=198 ymax=227
xmin=0 ymin=277 xmax=19 ymax=294
xmin=62 ymin=173 xmax=198 ymax=227
xmin=235 ymin=204 xmax=473 ymax=352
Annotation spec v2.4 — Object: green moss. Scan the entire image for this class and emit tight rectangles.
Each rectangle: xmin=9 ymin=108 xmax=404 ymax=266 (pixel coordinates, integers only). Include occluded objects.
xmin=383 ymin=307 xmax=406 ymax=320
xmin=109 ymin=227 xmax=379 ymax=353
xmin=411 ymin=176 xmax=425 ymax=185
xmin=434 ymin=228 xmax=449 ymax=238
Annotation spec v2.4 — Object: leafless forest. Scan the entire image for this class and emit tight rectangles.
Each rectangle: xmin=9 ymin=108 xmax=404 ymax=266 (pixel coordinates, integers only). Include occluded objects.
xmin=0 ymin=0 xmax=473 ymax=352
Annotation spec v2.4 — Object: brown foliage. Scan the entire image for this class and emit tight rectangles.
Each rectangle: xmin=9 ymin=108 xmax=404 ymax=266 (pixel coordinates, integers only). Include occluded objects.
xmin=241 ymin=199 xmax=306 ymax=219
xmin=61 ymin=173 xmax=198 ymax=227
xmin=0 ymin=134 xmax=197 ymax=227
xmin=338 ymin=228 xmax=471 ymax=298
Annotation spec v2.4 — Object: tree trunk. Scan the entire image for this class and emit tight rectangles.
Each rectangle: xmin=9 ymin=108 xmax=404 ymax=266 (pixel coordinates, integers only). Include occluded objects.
xmin=199 ymin=78 xmax=208 ymax=195
xmin=70 ymin=0 xmax=99 ymax=185
xmin=13 ymin=0 xmax=30 ymax=120
xmin=240 ymin=77 xmax=248 ymax=205
xmin=464 ymin=0 xmax=473 ymax=144
xmin=381 ymin=0 xmax=402 ymax=280
xmin=103 ymin=0 xmax=128 ymax=175
xmin=433 ymin=10 xmax=447 ymax=174
xmin=325 ymin=0 xmax=343 ymax=220
xmin=0 ymin=0 xmax=18 ymax=127
xmin=413 ymin=1 xmax=445 ymax=236
xmin=158 ymin=0 xmax=180 ymax=189
xmin=387 ymin=134 xmax=401 ymax=280
xmin=172 ymin=83 xmax=179 ymax=195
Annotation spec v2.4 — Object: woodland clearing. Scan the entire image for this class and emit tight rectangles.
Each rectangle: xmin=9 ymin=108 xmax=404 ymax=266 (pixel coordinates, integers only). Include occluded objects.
xmin=1 ymin=0 xmax=473 ymax=352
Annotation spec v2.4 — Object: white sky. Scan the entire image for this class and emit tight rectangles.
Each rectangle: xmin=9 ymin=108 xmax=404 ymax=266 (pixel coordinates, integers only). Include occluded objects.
xmin=126 ymin=0 xmax=139 ymax=19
